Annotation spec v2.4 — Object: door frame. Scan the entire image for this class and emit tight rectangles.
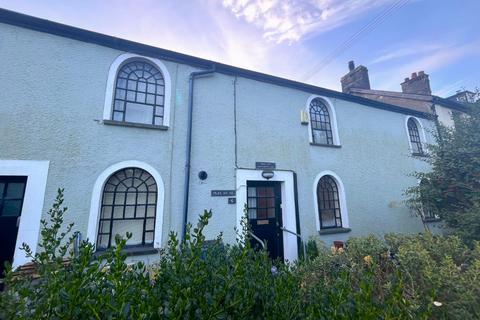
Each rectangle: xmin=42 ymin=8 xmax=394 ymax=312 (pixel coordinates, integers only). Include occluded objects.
xmin=236 ymin=169 xmax=298 ymax=262
xmin=0 ymin=160 xmax=49 ymax=268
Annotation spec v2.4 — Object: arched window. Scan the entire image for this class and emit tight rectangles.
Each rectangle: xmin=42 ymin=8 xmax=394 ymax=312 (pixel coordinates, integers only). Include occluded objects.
xmin=112 ymin=60 xmax=165 ymax=126
xmin=407 ymin=118 xmax=424 ymax=155
xmin=317 ymin=175 xmax=342 ymax=229
xmin=309 ymin=98 xmax=334 ymax=145
xmin=97 ymin=167 xmax=157 ymax=249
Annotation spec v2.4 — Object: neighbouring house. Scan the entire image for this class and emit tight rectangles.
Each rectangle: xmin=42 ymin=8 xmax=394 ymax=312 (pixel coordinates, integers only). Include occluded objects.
xmin=0 ymin=9 xmax=467 ymax=272
xmin=341 ymin=61 xmax=468 ymax=128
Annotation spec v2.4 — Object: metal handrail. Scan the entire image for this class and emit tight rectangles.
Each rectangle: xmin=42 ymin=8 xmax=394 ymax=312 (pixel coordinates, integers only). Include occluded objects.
xmin=249 ymin=231 xmax=266 ymax=249
xmin=280 ymin=226 xmax=307 ymax=259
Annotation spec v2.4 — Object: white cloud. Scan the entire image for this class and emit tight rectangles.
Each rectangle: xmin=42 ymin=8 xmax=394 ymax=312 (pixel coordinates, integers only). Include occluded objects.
xmin=371 ymin=42 xmax=480 ymax=92
xmin=220 ymin=0 xmax=394 ymax=43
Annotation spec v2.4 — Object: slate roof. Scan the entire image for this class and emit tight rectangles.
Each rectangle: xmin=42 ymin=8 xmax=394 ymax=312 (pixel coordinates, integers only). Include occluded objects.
xmin=349 ymin=88 xmax=469 ymax=114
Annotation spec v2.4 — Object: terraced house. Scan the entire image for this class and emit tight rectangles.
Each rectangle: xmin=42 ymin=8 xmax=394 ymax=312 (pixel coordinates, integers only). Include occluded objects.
xmin=0 ymin=9 xmax=468 ymax=272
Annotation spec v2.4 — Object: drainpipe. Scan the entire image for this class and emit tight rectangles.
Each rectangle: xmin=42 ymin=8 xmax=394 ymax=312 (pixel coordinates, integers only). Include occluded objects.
xmin=181 ymin=66 xmax=216 ymax=241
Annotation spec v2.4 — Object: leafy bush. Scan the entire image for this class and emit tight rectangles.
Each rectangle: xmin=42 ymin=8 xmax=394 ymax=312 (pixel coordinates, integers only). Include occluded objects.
xmin=1 ymin=189 xmax=479 ymax=319
xmin=406 ymin=100 xmax=480 ymax=245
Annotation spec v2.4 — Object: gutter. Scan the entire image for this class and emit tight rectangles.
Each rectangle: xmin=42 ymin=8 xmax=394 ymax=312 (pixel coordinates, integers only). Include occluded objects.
xmin=181 ymin=66 xmax=216 ymax=240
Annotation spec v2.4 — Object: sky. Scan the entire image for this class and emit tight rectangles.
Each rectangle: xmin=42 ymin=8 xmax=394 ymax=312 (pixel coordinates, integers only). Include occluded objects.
xmin=0 ymin=0 xmax=478 ymax=96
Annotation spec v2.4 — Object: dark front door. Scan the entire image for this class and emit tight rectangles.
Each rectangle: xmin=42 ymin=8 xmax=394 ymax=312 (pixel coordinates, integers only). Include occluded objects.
xmin=247 ymin=181 xmax=284 ymax=260
xmin=0 ymin=176 xmax=27 ymax=278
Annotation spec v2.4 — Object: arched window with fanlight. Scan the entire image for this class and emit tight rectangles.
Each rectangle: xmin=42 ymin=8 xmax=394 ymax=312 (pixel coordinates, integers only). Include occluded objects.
xmin=317 ymin=175 xmax=343 ymax=229
xmin=309 ymin=98 xmax=334 ymax=145
xmin=112 ymin=60 xmax=165 ymax=126
xmin=97 ymin=167 xmax=157 ymax=249
xmin=407 ymin=117 xmax=424 ymax=155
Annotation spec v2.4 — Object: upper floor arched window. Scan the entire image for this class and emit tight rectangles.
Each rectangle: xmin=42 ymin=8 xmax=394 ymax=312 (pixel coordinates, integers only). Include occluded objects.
xmin=103 ymin=54 xmax=172 ymax=128
xmin=407 ymin=117 xmax=424 ymax=155
xmin=113 ymin=61 xmax=165 ymax=126
xmin=309 ymin=98 xmax=334 ymax=145
xmin=317 ymin=175 xmax=343 ymax=229
xmin=97 ymin=167 xmax=157 ymax=249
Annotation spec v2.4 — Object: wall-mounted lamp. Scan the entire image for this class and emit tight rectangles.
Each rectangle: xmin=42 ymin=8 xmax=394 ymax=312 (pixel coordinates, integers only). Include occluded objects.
xmin=261 ymin=170 xmax=274 ymax=180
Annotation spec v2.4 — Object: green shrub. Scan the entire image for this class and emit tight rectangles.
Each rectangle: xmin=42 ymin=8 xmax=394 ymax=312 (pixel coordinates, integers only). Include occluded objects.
xmin=1 ymin=190 xmax=479 ymax=319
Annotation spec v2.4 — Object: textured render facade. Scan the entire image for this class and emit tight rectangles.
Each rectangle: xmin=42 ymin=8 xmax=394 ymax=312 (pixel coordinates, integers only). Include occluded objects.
xmin=0 ymin=10 xmax=454 ymax=268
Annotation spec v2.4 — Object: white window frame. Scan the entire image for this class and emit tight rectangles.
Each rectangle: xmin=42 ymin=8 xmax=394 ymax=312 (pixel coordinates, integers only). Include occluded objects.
xmin=103 ymin=53 xmax=172 ymax=127
xmin=306 ymin=95 xmax=341 ymax=146
xmin=405 ymin=116 xmax=427 ymax=155
xmin=0 ymin=160 xmax=50 ymax=268
xmin=87 ymin=160 xmax=165 ymax=250
xmin=313 ymin=170 xmax=349 ymax=231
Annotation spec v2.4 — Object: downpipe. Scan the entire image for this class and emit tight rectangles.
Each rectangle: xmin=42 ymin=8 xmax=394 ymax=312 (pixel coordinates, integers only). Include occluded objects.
xmin=181 ymin=66 xmax=216 ymax=241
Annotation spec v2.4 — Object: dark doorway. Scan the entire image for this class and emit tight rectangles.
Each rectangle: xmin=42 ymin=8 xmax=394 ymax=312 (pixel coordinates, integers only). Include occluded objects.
xmin=0 ymin=176 xmax=27 ymax=280
xmin=247 ymin=181 xmax=284 ymax=260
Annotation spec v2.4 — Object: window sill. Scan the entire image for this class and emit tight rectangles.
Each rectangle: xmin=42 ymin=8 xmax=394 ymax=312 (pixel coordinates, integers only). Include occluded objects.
xmin=310 ymin=143 xmax=341 ymax=148
xmin=95 ymin=246 xmax=158 ymax=257
xmin=103 ymin=119 xmax=168 ymax=131
xmin=318 ymin=227 xmax=351 ymax=235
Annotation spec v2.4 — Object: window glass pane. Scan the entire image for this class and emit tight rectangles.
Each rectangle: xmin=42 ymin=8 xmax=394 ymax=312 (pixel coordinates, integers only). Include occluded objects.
xmin=313 ymin=130 xmax=328 ymax=144
xmin=101 ymin=206 xmax=112 ymax=219
xmin=2 ymin=200 xmax=22 ymax=216
xmin=125 ymin=102 xmax=153 ymax=124
xmin=154 ymin=117 xmax=163 ymax=126
xmin=125 ymin=206 xmax=135 ymax=218
xmin=248 ymin=209 xmax=256 ymax=219
xmin=0 ymin=182 xmax=4 ymax=198
xmin=114 ymin=193 xmax=125 ymax=205
xmin=102 ymin=193 xmax=114 ymax=205
xmin=145 ymin=232 xmax=154 ymax=243
xmin=117 ymin=78 xmax=127 ymax=89
xmin=137 ymin=193 xmax=146 ymax=204
xmin=112 ymin=220 xmax=144 ymax=246
xmin=321 ymin=210 xmax=336 ymax=227
xmin=146 ymin=205 xmax=155 ymax=217
xmin=113 ymin=111 xmax=123 ymax=121
xmin=97 ymin=235 xmax=109 ymax=249
xmin=6 ymin=183 xmax=25 ymax=199
xmin=136 ymin=205 xmax=146 ymax=218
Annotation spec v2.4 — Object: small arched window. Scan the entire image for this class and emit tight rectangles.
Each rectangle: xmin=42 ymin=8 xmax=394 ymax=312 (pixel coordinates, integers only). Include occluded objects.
xmin=407 ymin=118 xmax=424 ymax=155
xmin=309 ymin=98 xmax=333 ymax=145
xmin=112 ymin=60 xmax=165 ymax=126
xmin=97 ymin=167 xmax=157 ymax=249
xmin=317 ymin=175 xmax=342 ymax=229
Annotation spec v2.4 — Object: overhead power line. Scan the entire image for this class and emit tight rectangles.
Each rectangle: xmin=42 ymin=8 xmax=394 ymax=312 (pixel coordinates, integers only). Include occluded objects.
xmin=300 ymin=0 xmax=410 ymax=82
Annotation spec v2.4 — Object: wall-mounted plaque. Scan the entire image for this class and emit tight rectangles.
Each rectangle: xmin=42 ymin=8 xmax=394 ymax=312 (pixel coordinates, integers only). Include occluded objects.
xmin=255 ymin=162 xmax=276 ymax=170
xmin=211 ymin=190 xmax=236 ymax=197
xmin=228 ymin=197 xmax=236 ymax=204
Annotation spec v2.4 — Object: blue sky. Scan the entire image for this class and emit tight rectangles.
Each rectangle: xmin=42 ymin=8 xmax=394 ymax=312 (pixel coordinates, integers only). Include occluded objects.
xmin=1 ymin=0 xmax=478 ymax=96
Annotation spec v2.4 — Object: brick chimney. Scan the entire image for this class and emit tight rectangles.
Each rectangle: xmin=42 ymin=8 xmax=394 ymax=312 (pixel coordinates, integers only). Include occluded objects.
xmin=341 ymin=61 xmax=371 ymax=93
xmin=400 ymin=71 xmax=431 ymax=95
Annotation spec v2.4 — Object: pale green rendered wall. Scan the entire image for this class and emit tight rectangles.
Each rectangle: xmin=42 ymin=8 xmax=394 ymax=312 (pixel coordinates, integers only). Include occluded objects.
xmin=0 ymin=22 xmax=436 ymax=258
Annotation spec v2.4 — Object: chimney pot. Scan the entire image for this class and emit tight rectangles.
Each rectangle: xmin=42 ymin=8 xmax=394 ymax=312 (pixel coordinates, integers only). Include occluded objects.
xmin=348 ymin=61 xmax=355 ymax=71
xmin=401 ymin=71 xmax=431 ymax=95
xmin=341 ymin=62 xmax=370 ymax=93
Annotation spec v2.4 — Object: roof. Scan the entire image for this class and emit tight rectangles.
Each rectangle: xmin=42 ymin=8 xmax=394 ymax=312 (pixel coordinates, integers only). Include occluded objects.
xmin=349 ymin=88 xmax=469 ymax=113
xmin=0 ymin=8 xmax=433 ymax=119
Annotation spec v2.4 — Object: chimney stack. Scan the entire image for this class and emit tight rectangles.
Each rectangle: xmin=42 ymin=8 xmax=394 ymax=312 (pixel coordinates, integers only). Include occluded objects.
xmin=341 ymin=61 xmax=371 ymax=93
xmin=401 ymin=71 xmax=431 ymax=95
